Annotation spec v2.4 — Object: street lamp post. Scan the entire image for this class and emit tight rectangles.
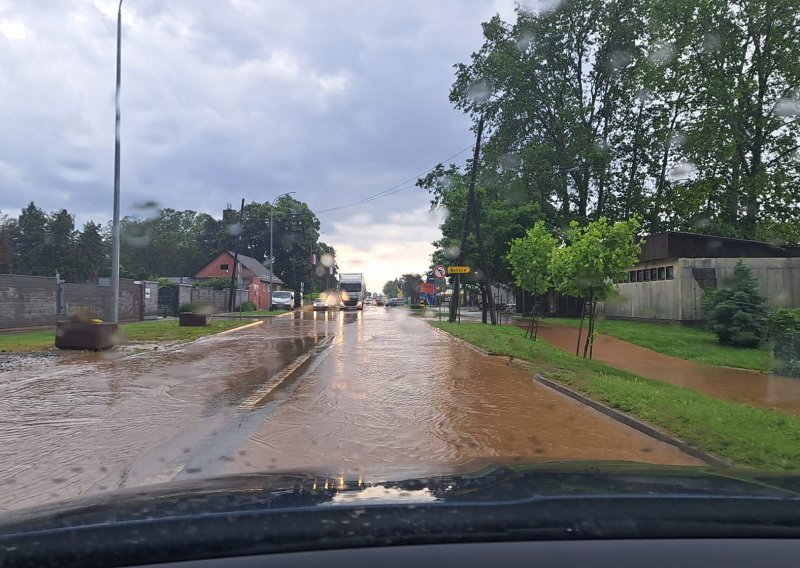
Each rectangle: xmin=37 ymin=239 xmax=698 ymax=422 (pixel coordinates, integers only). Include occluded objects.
xmin=269 ymin=192 xmax=295 ymax=311
xmin=110 ymin=0 xmax=123 ymax=323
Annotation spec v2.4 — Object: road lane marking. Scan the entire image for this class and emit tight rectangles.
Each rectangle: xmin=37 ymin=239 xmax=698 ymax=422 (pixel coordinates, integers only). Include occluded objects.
xmin=216 ymin=319 xmax=265 ymax=335
xmin=239 ymin=335 xmax=334 ymax=409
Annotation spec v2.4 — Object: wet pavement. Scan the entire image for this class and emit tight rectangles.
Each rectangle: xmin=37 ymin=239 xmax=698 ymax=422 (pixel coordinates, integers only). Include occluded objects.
xmin=1 ymin=309 xmax=701 ymax=513
xmin=527 ymin=322 xmax=800 ymax=414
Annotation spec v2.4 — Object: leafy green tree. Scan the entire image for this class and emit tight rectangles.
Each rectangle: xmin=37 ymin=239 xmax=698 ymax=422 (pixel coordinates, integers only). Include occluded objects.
xmin=12 ymin=202 xmax=49 ymax=276
xmin=74 ymin=221 xmax=107 ymax=282
xmin=767 ymin=309 xmax=800 ymax=376
xmin=0 ymin=211 xmax=14 ymax=274
xmin=507 ymin=221 xmax=558 ymax=338
xmin=383 ymin=279 xmax=401 ymax=297
xmin=550 ymin=217 xmax=642 ymax=358
xmin=702 ymin=259 xmax=768 ymax=347
xmin=44 ymin=209 xmax=78 ymax=280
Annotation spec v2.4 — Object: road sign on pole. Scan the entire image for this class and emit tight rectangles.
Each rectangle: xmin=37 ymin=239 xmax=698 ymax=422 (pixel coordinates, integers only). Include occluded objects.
xmin=447 ymin=266 xmax=471 ymax=275
xmin=434 ymin=265 xmax=447 ymax=279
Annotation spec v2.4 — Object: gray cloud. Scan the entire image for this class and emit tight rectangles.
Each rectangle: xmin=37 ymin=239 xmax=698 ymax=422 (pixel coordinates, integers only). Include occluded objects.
xmin=0 ymin=0 xmax=513 ymax=283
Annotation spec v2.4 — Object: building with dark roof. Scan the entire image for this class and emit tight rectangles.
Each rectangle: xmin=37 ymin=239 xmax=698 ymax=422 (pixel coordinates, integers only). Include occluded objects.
xmin=602 ymin=232 xmax=800 ymax=322
xmin=194 ymin=250 xmax=285 ymax=309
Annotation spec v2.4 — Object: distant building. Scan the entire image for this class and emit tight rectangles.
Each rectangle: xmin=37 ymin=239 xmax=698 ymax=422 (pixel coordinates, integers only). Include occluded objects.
xmin=194 ymin=250 xmax=285 ymax=309
xmin=603 ymin=232 xmax=800 ymax=322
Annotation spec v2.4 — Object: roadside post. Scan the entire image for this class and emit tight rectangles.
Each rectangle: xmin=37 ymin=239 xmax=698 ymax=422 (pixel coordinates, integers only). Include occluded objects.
xmin=434 ymin=265 xmax=447 ymax=322
xmin=447 ymin=266 xmax=470 ymax=324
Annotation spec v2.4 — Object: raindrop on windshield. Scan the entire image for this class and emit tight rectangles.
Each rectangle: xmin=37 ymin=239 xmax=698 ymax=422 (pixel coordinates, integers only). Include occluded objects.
xmin=702 ymin=32 xmax=722 ymax=52
xmin=647 ymin=43 xmax=675 ymax=66
xmin=669 ymin=132 xmax=687 ymax=148
xmin=500 ymin=153 xmax=521 ymax=171
xmin=607 ymin=50 xmax=632 ymax=71
xmin=515 ymin=30 xmax=534 ymax=52
xmin=466 ymin=78 xmax=492 ymax=105
xmin=773 ymin=98 xmax=800 ymax=117
xmin=518 ymin=0 xmax=563 ymax=16
xmin=131 ymin=200 xmax=161 ymax=221
xmin=226 ymin=222 xmax=241 ymax=236
xmin=667 ymin=161 xmax=698 ymax=181
xmin=320 ymin=253 xmax=335 ymax=267
xmin=444 ymin=244 xmax=460 ymax=259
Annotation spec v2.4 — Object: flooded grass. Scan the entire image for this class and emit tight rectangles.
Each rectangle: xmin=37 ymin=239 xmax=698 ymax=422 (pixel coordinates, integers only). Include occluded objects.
xmin=431 ymin=322 xmax=800 ymax=472
xmin=0 ymin=319 xmax=253 ymax=353
xmin=542 ymin=317 xmax=772 ymax=372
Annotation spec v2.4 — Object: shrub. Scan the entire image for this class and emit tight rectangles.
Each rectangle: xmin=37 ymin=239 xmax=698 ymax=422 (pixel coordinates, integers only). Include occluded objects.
xmin=180 ymin=302 xmax=198 ymax=313
xmin=240 ymin=301 xmax=257 ymax=311
xmin=768 ymin=309 xmax=800 ymax=377
xmin=701 ymin=259 xmax=768 ymax=347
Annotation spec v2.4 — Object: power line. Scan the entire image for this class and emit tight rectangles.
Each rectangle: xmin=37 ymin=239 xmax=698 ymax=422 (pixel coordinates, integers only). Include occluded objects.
xmin=315 ymin=145 xmax=474 ymax=214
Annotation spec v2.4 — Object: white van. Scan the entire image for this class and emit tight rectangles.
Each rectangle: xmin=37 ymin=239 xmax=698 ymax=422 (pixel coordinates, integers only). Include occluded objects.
xmin=270 ymin=290 xmax=294 ymax=310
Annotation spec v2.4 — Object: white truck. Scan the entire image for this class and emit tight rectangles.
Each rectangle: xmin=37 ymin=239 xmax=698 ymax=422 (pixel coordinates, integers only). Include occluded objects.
xmin=338 ymin=273 xmax=365 ymax=310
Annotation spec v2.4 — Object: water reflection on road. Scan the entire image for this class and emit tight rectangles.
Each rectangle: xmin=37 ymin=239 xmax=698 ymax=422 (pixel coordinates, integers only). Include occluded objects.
xmin=222 ymin=309 xmax=700 ymax=482
xmin=0 ymin=309 xmax=700 ymax=513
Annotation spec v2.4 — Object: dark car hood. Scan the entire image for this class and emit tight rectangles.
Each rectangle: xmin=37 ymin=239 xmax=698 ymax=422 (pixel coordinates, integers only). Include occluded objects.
xmin=2 ymin=461 xmax=799 ymax=533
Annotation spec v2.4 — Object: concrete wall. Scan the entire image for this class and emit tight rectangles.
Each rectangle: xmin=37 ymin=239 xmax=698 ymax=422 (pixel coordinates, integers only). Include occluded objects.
xmin=602 ymin=257 xmax=800 ymax=322
xmin=0 ymin=274 xmax=159 ymax=329
xmin=174 ymin=284 xmax=247 ymax=313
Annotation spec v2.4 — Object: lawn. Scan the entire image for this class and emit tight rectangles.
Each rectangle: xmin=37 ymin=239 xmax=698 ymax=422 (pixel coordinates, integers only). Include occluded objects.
xmin=431 ymin=322 xmax=800 ymax=472
xmin=0 ymin=319 xmax=254 ymax=353
xmin=539 ymin=316 xmax=772 ymax=372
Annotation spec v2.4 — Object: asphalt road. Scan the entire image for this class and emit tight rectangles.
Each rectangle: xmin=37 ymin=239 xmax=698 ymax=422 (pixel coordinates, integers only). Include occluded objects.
xmin=0 ymin=308 xmax=701 ymax=513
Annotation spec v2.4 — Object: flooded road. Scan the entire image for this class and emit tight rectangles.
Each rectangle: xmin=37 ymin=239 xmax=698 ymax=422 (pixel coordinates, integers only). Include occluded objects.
xmin=1 ymin=310 xmax=701 ymax=513
xmin=529 ymin=322 xmax=800 ymax=414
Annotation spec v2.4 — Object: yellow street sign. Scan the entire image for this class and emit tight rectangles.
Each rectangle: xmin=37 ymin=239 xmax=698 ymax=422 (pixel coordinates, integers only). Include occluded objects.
xmin=447 ymin=266 xmax=471 ymax=274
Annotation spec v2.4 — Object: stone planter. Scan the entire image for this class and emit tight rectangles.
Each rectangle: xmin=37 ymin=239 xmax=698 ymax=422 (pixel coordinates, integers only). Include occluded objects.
xmin=55 ymin=321 xmax=118 ymax=351
xmin=179 ymin=312 xmax=211 ymax=327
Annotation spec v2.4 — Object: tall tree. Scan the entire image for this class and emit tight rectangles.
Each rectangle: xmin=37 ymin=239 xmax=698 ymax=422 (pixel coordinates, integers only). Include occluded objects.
xmin=11 ymin=202 xmax=48 ymax=276
xmin=74 ymin=221 xmax=107 ymax=282
xmin=44 ymin=209 xmax=78 ymax=280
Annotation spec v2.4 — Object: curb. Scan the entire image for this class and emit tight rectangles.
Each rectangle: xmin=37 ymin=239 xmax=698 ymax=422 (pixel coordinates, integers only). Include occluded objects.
xmin=533 ymin=373 xmax=730 ymax=467
xmin=239 ymin=335 xmax=334 ymax=409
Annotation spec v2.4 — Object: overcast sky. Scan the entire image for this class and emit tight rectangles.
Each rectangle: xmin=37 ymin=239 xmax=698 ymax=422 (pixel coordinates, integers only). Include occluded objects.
xmin=0 ymin=0 xmax=524 ymax=290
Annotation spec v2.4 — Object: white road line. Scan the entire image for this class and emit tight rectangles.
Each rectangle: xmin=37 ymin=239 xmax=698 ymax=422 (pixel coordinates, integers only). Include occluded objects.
xmin=239 ymin=335 xmax=334 ymax=409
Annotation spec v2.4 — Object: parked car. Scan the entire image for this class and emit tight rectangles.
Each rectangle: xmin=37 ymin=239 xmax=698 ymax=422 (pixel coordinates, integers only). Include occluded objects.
xmin=270 ymin=291 xmax=294 ymax=310
xmin=387 ymin=298 xmax=405 ymax=307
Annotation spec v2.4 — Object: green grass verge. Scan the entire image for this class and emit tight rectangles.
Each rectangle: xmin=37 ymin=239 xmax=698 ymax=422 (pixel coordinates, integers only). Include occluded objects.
xmin=541 ymin=317 xmax=772 ymax=372
xmin=0 ymin=319 xmax=254 ymax=353
xmin=431 ymin=322 xmax=800 ymax=472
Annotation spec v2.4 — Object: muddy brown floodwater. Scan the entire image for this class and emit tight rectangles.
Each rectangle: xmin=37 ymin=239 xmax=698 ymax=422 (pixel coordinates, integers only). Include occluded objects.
xmin=222 ymin=309 xmax=701 ymax=481
xmin=528 ymin=322 xmax=800 ymax=415
xmin=0 ymin=309 xmax=702 ymax=513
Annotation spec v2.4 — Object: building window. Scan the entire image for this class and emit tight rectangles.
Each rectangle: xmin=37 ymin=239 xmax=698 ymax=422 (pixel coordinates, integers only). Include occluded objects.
xmin=643 ymin=269 xmax=650 ymax=281
xmin=636 ymin=269 xmax=644 ymax=282
xmin=666 ymin=266 xmax=674 ymax=280
xmin=650 ymin=268 xmax=658 ymax=281
xmin=658 ymin=267 xmax=666 ymax=280
xmin=220 ymin=263 xmax=229 ymax=271
xmin=629 ymin=270 xmax=637 ymax=283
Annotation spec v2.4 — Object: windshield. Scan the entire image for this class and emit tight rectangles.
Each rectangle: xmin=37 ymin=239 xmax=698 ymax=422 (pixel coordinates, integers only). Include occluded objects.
xmin=1 ymin=0 xmax=800 ymax=549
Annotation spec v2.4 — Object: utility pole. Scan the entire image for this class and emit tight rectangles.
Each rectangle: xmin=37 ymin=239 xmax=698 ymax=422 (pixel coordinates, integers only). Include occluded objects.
xmin=469 ymin=169 xmax=497 ymax=325
xmin=228 ymin=198 xmax=244 ymax=312
xmin=110 ymin=0 xmax=123 ymax=322
xmin=448 ymin=115 xmax=484 ymax=323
